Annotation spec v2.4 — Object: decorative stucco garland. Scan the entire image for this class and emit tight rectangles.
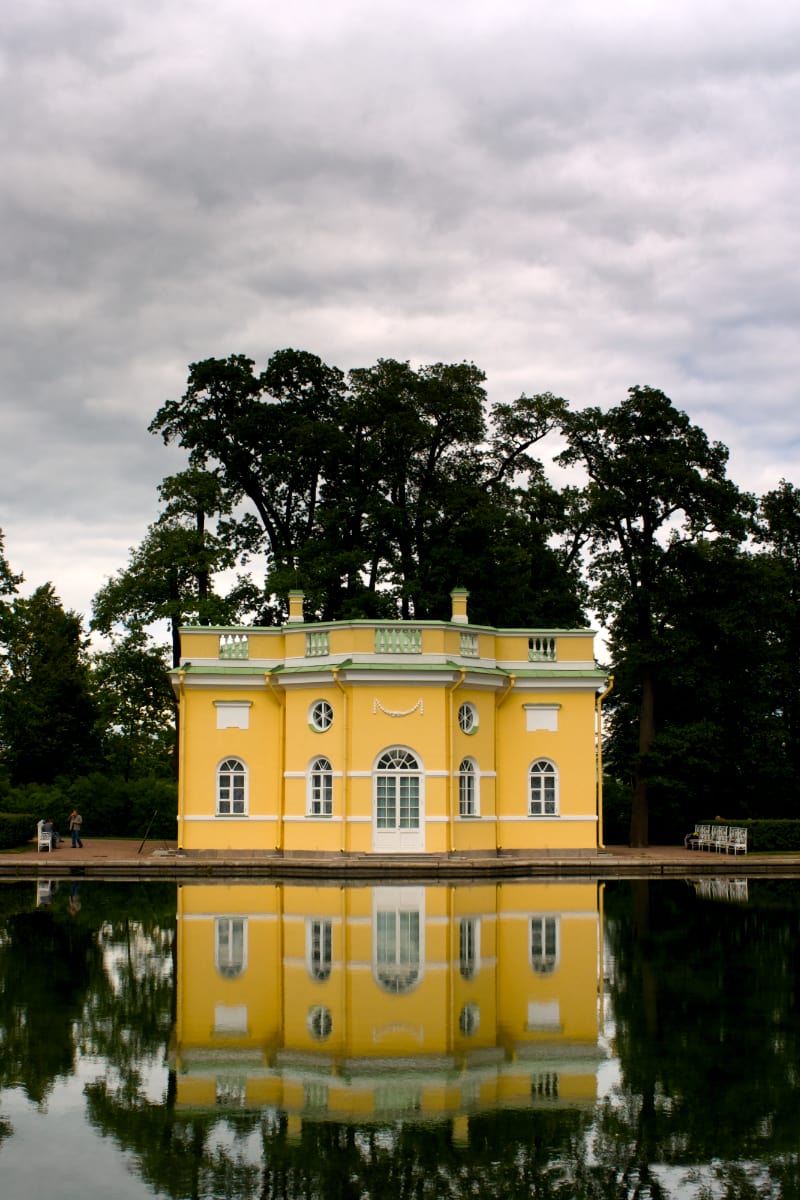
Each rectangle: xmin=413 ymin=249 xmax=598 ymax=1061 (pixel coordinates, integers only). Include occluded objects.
xmin=373 ymin=698 xmax=424 ymax=718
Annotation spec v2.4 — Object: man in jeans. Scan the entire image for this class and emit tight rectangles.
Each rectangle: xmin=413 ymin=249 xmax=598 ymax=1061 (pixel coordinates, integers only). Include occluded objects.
xmin=69 ymin=809 xmax=84 ymax=848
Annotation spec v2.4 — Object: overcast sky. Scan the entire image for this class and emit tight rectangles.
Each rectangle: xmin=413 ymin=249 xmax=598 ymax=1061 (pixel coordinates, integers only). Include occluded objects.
xmin=2 ymin=0 xmax=799 ymax=626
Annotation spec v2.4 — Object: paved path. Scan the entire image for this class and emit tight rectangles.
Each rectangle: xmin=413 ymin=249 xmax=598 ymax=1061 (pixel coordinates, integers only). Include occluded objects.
xmin=2 ymin=838 xmax=798 ymax=879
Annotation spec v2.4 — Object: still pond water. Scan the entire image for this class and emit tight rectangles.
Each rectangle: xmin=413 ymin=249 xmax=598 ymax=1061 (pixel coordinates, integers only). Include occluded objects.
xmin=1 ymin=875 xmax=799 ymax=1200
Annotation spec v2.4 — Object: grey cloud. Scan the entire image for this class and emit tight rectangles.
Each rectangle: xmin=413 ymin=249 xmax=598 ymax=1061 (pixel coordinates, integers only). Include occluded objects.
xmin=2 ymin=0 xmax=799 ymax=618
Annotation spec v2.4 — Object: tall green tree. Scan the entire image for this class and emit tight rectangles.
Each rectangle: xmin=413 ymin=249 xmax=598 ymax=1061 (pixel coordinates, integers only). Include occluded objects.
xmin=149 ymin=351 xmax=346 ymax=616
xmin=92 ymin=630 xmax=176 ymax=780
xmin=92 ymin=468 xmax=260 ymax=667
xmin=0 ymin=584 xmax=100 ymax=784
xmin=558 ymin=386 xmax=751 ymax=846
xmin=0 ymin=528 xmax=22 ymax=640
xmin=754 ymin=479 xmax=800 ymax=797
xmin=603 ymin=537 xmax=786 ymax=837
xmin=340 ymin=357 xmax=489 ymax=617
xmin=150 ymin=351 xmax=582 ymax=625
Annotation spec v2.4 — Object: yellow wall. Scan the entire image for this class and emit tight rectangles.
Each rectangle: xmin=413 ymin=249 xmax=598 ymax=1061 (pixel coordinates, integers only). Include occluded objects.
xmin=178 ymin=680 xmax=283 ymax=850
xmin=173 ymin=880 xmax=604 ymax=1123
xmin=495 ymin=689 xmax=598 ymax=850
xmin=176 ymin=618 xmax=604 ymax=854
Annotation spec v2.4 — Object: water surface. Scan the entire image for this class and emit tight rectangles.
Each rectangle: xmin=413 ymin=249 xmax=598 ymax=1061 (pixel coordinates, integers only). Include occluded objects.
xmin=1 ymin=876 xmax=799 ymax=1199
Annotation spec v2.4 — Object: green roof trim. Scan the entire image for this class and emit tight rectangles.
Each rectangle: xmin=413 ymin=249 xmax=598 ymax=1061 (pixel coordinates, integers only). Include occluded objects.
xmin=172 ymin=661 xmax=605 ymax=682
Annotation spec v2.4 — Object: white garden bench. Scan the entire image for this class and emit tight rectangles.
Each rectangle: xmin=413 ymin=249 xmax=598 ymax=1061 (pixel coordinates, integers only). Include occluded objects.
xmin=693 ymin=823 xmax=747 ymax=854
xmin=37 ymin=820 xmax=54 ymax=852
xmin=727 ymin=826 xmax=747 ymax=854
xmin=696 ymin=824 xmax=712 ymax=850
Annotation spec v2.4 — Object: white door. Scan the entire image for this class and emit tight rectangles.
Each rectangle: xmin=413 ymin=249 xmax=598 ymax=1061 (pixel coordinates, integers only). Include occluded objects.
xmin=372 ymin=748 xmax=425 ymax=852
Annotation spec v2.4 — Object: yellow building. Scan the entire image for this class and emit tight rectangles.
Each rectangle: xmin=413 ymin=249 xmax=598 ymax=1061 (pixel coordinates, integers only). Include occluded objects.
xmin=173 ymin=588 xmax=607 ymax=855
xmin=173 ymin=880 xmax=606 ymax=1124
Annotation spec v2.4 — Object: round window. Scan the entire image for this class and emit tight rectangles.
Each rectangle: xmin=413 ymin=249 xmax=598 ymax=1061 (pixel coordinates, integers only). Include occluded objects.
xmin=307 ymin=1005 xmax=333 ymax=1041
xmin=458 ymin=702 xmax=478 ymax=734
xmin=310 ymin=700 xmax=333 ymax=732
xmin=458 ymin=1003 xmax=480 ymax=1036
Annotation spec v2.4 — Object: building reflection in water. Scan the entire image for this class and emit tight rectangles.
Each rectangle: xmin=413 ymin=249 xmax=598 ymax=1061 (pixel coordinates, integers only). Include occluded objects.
xmin=174 ymin=880 xmax=607 ymax=1132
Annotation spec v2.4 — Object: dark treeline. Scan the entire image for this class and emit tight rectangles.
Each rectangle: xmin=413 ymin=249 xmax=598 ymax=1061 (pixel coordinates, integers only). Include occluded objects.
xmin=1 ymin=348 xmax=799 ymax=845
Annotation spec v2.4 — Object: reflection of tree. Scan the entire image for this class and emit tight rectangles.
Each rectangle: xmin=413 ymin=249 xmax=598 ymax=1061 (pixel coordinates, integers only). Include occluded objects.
xmin=600 ymin=880 xmax=800 ymax=1194
xmin=8 ymin=880 xmax=800 ymax=1197
xmin=85 ymin=1080 xmax=226 ymax=1199
xmin=82 ymin=1088 xmax=609 ymax=1200
xmin=81 ymin=914 xmax=174 ymax=1086
xmin=0 ymin=882 xmax=176 ymax=1112
xmin=0 ymin=906 xmax=101 ymax=1105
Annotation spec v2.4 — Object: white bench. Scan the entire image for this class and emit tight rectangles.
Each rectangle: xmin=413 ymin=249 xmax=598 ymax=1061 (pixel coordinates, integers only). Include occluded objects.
xmin=727 ymin=826 xmax=747 ymax=854
xmin=694 ymin=823 xmax=747 ymax=854
xmin=37 ymin=820 xmax=54 ymax=852
xmin=696 ymin=824 xmax=712 ymax=850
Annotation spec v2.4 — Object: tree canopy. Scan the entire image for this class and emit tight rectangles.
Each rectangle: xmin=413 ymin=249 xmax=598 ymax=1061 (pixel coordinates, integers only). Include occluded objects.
xmin=2 ymin=351 xmax=799 ymax=844
xmin=558 ymin=386 xmax=753 ymax=845
xmin=0 ymin=583 xmax=100 ymax=785
xmin=148 ymin=351 xmax=583 ymax=627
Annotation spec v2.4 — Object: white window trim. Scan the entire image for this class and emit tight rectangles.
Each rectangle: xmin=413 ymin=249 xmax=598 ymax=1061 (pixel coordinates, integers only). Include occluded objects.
xmin=457 ymin=701 xmax=479 ymax=735
xmin=457 ymin=757 xmax=480 ymax=818
xmin=305 ymin=917 xmax=333 ymax=982
xmin=373 ymin=746 xmax=423 ymax=834
xmin=309 ymin=699 xmax=334 ymax=732
xmin=529 ymin=914 xmax=560 ymax=974
xmin=372 ymin=886 xmax=425 ymax=994
xmin=528 ymin=758 xmax=559 ymax=817
xmin=216 ymin=757 xmax=249 ymax=817
xmin=215 ymin=916 xmax=248 ymax=978
xmin=307 ymin=756 xmax=334 ymax=817
xmin=307 ymin=1004 xmax=333 ymax=1040
xmin=458 ymin=915 xmax=480 ymax=979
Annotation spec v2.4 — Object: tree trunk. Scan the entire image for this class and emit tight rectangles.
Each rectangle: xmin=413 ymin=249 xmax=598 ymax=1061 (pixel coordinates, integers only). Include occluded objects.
xmin=629 ymin=667 xmax=656 ymax=846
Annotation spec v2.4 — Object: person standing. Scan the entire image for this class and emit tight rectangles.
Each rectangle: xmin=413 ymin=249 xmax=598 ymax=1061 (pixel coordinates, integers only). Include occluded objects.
xmin=69 ymin=808 xmax=84 ymax=848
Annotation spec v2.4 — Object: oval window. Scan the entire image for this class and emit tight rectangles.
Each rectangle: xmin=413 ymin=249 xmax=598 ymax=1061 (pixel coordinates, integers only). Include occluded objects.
xmin=310 ymin=700 xmax=334 ymax=732
xmin=458 ymin=702 xmax=478 ymax=734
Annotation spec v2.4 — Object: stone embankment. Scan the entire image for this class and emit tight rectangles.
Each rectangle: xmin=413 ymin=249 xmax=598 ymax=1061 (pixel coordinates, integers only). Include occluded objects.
xmin=2 ymin=840 xmax=800 ymax=880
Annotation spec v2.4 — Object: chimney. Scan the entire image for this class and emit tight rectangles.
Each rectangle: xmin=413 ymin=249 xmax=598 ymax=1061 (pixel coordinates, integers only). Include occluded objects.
xmin=288 ymin=590 xmax=305 ymax=624
xmin=450 ymin=587 xmax=469 ymax=625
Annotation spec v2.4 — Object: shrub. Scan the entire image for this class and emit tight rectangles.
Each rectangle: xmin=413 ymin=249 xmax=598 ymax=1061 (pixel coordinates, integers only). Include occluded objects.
xmin=0 ymin=812 xmax=37 ymax=849
xmin=719 ymin=819 xmax=800 ymax=853
xmin=0 ymin=775 xmax=177 ymax=841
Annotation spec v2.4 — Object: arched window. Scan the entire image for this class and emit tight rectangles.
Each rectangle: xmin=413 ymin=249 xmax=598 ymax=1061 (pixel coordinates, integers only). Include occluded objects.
xmin=215 ymin=917 xmax=247 ymax=978
xmin=375 ymin=748 xmax=421 ymax=831
xmin=375 ymin=907 xmax=421 ymax=993
xmin=458 ymin=757 xmax=478 ymax=817
xmin=459 ymin=916 xmax=480 ymax=980
xmin=217 ymin=758 xmax=247 ymax=816
xmin=307 ymin=918 xmax=333 ymax=982
xmin=308 ymin=756 xmax=333 ymax=816
xmin=373 ymin=887 xmax=424 ymax=994
xmin=529 ymin=759 xmax=558 ymax=816
xmin=530 ymin=915 xmax=559 ymax=974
